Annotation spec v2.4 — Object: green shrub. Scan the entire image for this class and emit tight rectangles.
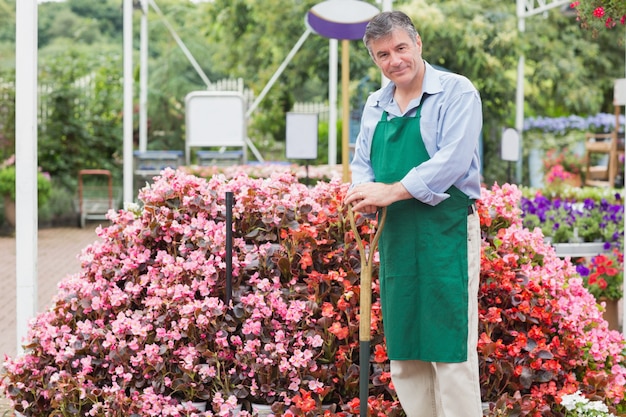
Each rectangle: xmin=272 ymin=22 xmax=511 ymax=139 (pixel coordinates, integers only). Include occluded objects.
xmin=0 ymin=166 xmax=52 ymax=206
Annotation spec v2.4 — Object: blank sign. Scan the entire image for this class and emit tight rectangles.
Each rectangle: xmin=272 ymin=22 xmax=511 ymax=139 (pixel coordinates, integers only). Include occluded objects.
xmin=185 ymin=91 xmax=246 ymax=148
xmin=501 ymin=128 xmax=520 ymax=162
xmin=615 ymin=78 xmax=626 ymax=106
xmin=286 ymin=113 xmax=318 ymax=160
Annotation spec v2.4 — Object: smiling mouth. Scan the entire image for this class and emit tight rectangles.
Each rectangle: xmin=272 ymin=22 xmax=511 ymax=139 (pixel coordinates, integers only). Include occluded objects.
xmin=391 ymin=67 xmax=407 ymax=75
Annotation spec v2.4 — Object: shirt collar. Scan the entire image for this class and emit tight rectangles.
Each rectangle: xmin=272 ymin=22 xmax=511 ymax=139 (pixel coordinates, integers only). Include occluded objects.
xmin=422 ymin=61 xmax=444 ymax=96
xmin=372 ymin=60 xmax=443 ymax=113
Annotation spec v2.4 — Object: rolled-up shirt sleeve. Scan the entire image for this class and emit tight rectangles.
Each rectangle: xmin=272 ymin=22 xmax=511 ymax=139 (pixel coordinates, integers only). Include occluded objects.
xmin=401 ymin=87 xmax=483 ymax=205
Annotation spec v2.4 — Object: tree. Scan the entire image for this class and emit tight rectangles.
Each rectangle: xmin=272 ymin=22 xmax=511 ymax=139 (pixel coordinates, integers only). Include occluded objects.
xmin=36 ymin=48 xmax=123 ymax=189
xmin=2 ymin=0 xmax=624 ymax=188
xmin=67 ymin=0 xmax=124 ymax=39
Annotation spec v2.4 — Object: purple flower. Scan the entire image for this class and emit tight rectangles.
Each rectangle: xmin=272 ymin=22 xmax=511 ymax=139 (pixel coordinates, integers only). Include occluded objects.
xmin=524 ymin=113 xmax=625 ymax=134
xmin=575 ymin=264 xmax=590 ymax=277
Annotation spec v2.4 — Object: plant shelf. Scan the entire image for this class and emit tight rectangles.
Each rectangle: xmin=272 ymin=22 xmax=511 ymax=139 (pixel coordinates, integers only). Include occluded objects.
xmin=552 ymin=242 xmax=610 ymax=258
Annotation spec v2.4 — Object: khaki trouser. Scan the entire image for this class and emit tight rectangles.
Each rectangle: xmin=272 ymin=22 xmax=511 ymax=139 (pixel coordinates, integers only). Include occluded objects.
xmin=390 ymin=211 xmax=482 ymax=417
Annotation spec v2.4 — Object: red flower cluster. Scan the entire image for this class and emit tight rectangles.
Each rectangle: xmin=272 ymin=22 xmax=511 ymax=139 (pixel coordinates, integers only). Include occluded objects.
xmin=478 ymin=250 xmax=580 ymax=415
xmin=577 ymin=248 xmax=624 ymax=301
xmin=571 ymin=0 xmax=626 ymax=29
xmin=588 ymin=253 xmax=620 ymax=287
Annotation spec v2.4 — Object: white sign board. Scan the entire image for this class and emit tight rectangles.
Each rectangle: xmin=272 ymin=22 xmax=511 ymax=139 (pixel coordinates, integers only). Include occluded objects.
xmin=286 ymin=113 xmax=318 ymax=160
xmin=614 ymin=78 xmax=626 ymax=106
xmin=185 ymin=91 xmax=246 ymax=163
xmin=501 ymin=128 xmax=520 ymax=162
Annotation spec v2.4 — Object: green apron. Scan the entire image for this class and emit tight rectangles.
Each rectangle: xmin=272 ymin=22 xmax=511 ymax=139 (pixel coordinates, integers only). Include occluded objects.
xmin=370 ymin=105 xmax=472 ymax=363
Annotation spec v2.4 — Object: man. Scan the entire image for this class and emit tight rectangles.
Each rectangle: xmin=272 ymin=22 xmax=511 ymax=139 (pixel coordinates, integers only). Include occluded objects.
xmin=344 ymin=11 xmax=483 ymax=417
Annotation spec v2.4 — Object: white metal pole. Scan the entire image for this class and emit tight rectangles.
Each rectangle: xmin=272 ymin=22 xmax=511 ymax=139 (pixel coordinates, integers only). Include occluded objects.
xmin=341 ymin=40 xmax=350 ymax=183
xmin=123 ymin=0 xmax=134 ymax=203
xmin=329 ymin=38 xmax=338 ymax=166
xmin=139 ymin=0 xmax=148 ymax=152
xmin=15 ymin=0 xmax=38 ymax=356
xmin=380 ymin=0 xmax=391 ymax=87
xmin=515 ymin=55 xmax=525 ymax=185
xmin=515 ymin=0 xmax=525 ymax=185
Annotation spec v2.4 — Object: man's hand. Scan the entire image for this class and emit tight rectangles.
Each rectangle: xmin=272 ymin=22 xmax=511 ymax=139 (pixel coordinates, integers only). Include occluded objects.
xmin=344 ymin=182 xmax=412 ymax=214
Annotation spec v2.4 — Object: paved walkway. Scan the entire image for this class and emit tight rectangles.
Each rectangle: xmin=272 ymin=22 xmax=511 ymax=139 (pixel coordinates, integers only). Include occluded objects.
xmin=0 ymin=224 xmax=103 ymax=366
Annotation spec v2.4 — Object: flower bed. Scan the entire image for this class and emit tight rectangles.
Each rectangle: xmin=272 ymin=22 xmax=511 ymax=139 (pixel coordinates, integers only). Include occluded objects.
xmin=479 ymin=183 xmax=625 ymax=415
xmin=182 ymin=163 xmax=343 ymax=185
xmin=1 ymin=169 xmax=625 ymax=417
xmin=520 ymin=189 xmax=623 ymax=245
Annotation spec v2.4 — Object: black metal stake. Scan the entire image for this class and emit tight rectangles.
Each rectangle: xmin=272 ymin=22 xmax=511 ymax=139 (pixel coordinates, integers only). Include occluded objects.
xmin=225 ymin=191 xmax=233 ymax=306
xmin=359 ymin=340 xmax=370 ymax=417
xmin=507 ymin=161 xmax=512 ymax=184
xmin=306 ymin=162 xmax=310 ymax=186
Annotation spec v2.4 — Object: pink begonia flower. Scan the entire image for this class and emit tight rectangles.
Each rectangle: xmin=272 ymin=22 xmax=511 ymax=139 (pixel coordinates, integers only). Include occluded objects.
xmin=270 ymin=341 xmax=285 ymax=355
xmin=306 ymin=334 xmax=324 ymax=348
xmin=244 ymin=338 xmax=261 ymax=353
xmin=242 ymin=319 xmax=262 ymax=336
xmin=214 ymin=330 xmax=229 ymax=348
xmin=285 ymin=300 xmax=307 ymax=322
xmin=289 ymin=349 xmax=313 ymax=368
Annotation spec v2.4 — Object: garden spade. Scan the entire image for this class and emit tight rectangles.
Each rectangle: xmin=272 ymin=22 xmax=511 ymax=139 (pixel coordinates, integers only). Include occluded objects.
xmin=348 ymin=207 xmax=387 ymax=417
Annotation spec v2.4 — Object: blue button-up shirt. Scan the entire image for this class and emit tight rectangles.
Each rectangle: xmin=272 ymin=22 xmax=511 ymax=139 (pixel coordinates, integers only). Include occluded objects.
xmin=350 ymin=61 xmax=483 ymax=206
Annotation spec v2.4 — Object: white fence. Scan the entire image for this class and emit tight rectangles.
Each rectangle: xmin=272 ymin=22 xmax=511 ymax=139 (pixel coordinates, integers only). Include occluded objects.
xmin=0 ymin=76 xmax=329 ymax=130
xmin=292 ymin=101 xmax=330 ymax=121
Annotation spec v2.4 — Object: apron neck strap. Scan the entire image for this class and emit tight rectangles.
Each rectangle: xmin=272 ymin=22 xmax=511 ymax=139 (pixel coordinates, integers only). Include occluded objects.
xmin=381 ymin=94 xmax=429 ymax=121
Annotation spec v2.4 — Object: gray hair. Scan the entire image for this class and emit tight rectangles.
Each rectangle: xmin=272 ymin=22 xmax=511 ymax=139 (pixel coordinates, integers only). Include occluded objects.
xmin=363 ymin=11 xmax=419 ymax=57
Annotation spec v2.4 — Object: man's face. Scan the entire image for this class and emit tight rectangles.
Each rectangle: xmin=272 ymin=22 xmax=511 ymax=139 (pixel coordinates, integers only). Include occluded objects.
xmin=370 ymin=29 xmax=422 ymax=89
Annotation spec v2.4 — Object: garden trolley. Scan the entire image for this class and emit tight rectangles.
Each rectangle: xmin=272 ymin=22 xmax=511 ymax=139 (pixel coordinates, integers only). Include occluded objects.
xmin=77 ymin=169 xmax=115 ymax=228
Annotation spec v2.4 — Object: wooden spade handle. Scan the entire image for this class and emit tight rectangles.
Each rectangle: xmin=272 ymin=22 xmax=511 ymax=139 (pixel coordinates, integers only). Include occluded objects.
xmin=347 ymin=207 xmax=387 ymax=341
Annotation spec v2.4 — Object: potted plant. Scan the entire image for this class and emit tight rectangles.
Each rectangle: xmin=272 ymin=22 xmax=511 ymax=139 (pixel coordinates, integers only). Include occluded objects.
xmin=520 ymin=190 xmax=624 ymax=247
xmin=575 ymin=248 xmax=624 ymax=330
xmin=542 ymin=148 xmax=585 ymax=191
xmin=0 ymin=154 xmax=52 ymax=227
